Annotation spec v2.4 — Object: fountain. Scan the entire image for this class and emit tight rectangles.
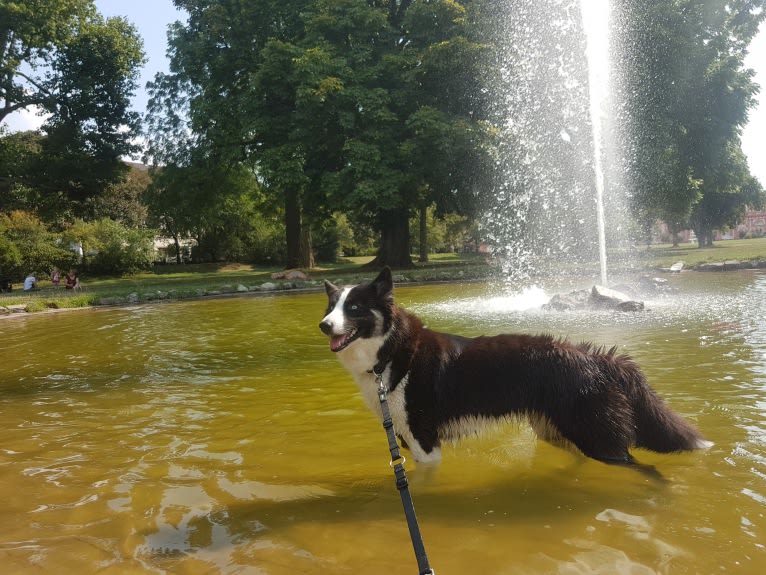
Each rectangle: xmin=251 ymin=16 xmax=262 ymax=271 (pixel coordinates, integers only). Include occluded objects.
xmin=483 ymin=0 xmax=631 ymax=290
xmin=580 ymin=0 xmax=610 ymax=286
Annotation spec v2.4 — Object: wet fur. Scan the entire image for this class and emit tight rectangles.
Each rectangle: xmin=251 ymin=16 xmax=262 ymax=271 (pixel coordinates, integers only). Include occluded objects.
xmin=319 ymin=268 xmax=710 ymax=466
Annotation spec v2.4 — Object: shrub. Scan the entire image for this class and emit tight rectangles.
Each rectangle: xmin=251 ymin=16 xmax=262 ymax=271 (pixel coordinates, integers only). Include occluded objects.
xmin=60 ymin=218 xmax=154 ymax=275
xmin=0 ymin=210 xmax=76 ymax=280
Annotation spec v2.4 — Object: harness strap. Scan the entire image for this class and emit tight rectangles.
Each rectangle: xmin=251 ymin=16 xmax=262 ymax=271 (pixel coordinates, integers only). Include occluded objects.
xmin=373 ymin=366 xmax=435 ymax=575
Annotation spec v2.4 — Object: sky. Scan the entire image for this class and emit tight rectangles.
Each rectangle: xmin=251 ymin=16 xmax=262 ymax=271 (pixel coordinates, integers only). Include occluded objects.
xmin=3 ymin=0 xmax=766 ymax=186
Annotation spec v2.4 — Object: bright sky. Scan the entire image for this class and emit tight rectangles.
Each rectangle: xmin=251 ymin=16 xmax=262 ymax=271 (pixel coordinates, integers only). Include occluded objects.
xmin=742 ymin=25 xmax=766 ymax=187
xmin=3 ymin=0 xmax=766 ymax=186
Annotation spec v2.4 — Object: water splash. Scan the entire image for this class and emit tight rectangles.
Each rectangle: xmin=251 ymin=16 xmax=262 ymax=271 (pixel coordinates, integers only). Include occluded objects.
xmin=482 ymin=0 xmax=628 ymax=285
xmin=580 ymin=0 xmax=610 ymax=285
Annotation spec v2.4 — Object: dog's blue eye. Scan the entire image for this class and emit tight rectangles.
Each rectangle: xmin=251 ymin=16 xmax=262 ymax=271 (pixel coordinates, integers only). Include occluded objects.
xmin=347 ymin=303 xmax=364 ymax=314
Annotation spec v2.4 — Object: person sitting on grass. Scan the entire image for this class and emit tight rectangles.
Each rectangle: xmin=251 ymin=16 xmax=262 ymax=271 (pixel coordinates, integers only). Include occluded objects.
xmin=23 ymin=272 xmax=37 ymax=291
xmin=65 ymin=269 xmax=80 ymax=290
xmin=51 ymin=267 xmax=61 ymax=287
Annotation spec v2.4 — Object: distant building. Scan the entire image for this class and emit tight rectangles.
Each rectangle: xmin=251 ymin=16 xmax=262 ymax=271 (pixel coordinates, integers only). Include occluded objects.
xmin=656 ymin=209 xmax=765 ymax=244
xmin=153 ymin=237 xmax=197 ymax=263
xmin=735 ymin=210 xmax=766 ymax=238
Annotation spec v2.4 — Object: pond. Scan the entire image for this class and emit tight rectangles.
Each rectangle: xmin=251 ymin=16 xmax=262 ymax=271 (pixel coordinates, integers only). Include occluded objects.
xmin=0 ymin=270 xmax=764 ymax=574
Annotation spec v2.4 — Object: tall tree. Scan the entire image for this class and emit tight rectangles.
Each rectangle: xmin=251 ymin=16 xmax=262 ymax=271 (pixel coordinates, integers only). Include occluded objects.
xmin=144 ymin=0 xmax=314 ymax=268
xmin=145 ymin=0 xmax=492 ymax=269
xmin=0 ymin=0 xmax=146 ymax=219
xmin=305 ymin=0 xmax=493 ymax=268
xmin=613 ymin=0 xmax=766 ymax=245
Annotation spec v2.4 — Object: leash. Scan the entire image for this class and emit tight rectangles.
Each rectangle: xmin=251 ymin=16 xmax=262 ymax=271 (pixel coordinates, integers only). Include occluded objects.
xmin=373 ymin=366 xmax=435 ymax=575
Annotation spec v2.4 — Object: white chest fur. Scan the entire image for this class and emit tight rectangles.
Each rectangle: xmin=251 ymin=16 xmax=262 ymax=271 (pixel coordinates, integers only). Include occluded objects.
xmin=338 ymin=349 xmax=441 ymax=463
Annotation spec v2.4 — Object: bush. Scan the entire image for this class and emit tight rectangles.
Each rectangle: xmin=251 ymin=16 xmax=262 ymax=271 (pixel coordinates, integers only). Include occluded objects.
xmin=60 ymin=218 xmax=154 ymax=275
xmin=0 ymin=210 xmax=77 ymax=280
xmin=88 ymin=219 xmax=154 ymax=275
xmin=248 ymin=218 xmax=287 ymax=265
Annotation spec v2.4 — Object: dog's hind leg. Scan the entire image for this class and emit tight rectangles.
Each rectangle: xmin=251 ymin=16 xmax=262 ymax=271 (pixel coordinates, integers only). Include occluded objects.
xmin=597 ymin=456 xmax=667 ymax=482
xmin=543 ymin=412 xmax=637 ymax=466
xmin=530 ymin=414 xmax=577 ymax=451
xmin=566 ymin=435 xmax=667 ymax=481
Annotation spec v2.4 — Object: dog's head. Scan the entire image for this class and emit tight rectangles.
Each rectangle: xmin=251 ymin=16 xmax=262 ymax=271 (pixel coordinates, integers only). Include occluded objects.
xmin=319 ymin=267 xmax=394 ymax=352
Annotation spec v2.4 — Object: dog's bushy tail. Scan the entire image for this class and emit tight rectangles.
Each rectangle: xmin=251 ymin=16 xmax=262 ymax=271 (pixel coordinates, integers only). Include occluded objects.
xmin=619 ymin=357 xmax=712 ymax=453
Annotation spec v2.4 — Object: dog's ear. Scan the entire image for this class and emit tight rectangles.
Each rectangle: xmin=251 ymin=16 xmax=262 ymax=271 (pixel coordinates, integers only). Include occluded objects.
xmin=371 ymin=266 xmax=393 ymax=300
xmin=324 ymin=279 xmax=340 ymax=297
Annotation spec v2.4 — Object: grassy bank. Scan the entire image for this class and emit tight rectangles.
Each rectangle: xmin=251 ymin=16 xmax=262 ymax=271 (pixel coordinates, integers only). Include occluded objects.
xmin=0 ymin=253 xmax=492 ymax=314
xmin=636 ymin=237 xmax=766 ymax=269
xmin=3 ymin=238 xmax=766 ymax=315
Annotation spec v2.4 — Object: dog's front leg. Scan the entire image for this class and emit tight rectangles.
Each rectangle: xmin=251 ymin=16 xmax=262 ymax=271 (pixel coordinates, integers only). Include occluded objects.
xmin=387 ymin=386 xmax=442 ymax=463
xmin=399 ymin=429 xmax=442 ymax=463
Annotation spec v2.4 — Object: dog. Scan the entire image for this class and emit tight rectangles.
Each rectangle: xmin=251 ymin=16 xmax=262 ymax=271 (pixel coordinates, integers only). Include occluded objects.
xmin=319 ymin=267 xmax=711 ymax=466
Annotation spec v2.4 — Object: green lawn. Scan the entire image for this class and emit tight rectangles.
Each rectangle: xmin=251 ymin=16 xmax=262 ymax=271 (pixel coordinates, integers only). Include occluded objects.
xmin=636 ymin=236 xmax=766 ymax=268
xmin=2 ymin=239 xmax=765 ymax=314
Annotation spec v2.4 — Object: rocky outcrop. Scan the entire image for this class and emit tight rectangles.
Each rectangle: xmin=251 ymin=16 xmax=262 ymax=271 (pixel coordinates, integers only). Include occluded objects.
xmin=543 ymin=285 xmax=645 ymax=312
xmin=693 ymin=260 xmax=764 ymax=271
xmin=271 ymin=269 xmax=311 ymax=280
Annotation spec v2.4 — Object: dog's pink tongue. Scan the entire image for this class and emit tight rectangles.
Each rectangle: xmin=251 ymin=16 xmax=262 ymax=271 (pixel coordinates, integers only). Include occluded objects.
xmin=330 ymin=335 xmax=347 ymax=352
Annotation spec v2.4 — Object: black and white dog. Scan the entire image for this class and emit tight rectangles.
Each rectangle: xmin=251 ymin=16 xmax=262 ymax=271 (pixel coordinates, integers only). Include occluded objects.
xmin=319 ymin=267 xmax=711 ymax=466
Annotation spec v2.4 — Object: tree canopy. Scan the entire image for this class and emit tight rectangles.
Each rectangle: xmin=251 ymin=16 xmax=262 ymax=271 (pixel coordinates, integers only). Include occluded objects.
xmin=0 ymin=0 xmax=146 ymax=219
xmin=613 ymin=0 xmax=765 ymax=246
xmin=2 ymin=0 xmax=765 ymax=278
xmin=145 ymin=0 xmax=494 ymax=268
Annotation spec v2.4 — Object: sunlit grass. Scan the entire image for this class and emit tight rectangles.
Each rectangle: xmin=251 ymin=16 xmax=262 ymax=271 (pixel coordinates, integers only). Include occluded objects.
xmin=2 ymin=240 xmax=764 ymax=315
xmin=637 ymin=237 xmax=766 ymax=268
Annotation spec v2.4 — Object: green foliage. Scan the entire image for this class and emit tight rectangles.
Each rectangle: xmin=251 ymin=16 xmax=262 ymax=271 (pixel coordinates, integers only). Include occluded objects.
xmin=0 ymin=130 xmax=48 ymax=215
xmin=0 ymin=210 xmax=77 ymax=280
xmin=0 ymin=233 xmax=22 ymax=276
xmin=90 ymin=220 xmax=154 ymax=275
xmin=87 ymin=165 xmax=151 ymax=227
xmin=0 ymin=0 xmax=146 ymax=220
xmin=410 ymin=206 xmax=474 ymax=254
xmin=246 ymin=214 xmax=288 ymax=265
xmin=146 ymin=0 xmax=493 ymax=269
xmin=59 ymin=218 xmax=153 ymax=275
xmin=145 ymin=161 xmax=272 ymax=263
xmin=614 ymin=0 xmax=766 ymax=245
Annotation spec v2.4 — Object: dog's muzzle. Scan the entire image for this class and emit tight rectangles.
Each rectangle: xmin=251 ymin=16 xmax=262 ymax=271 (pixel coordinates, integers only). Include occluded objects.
xmin=319 ymin=320 xmax=358 ymax=352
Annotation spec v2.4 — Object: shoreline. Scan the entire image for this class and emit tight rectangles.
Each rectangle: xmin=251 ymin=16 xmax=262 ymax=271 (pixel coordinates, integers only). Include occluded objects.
xmin=3 ymin=260 xmax=765 ymax=319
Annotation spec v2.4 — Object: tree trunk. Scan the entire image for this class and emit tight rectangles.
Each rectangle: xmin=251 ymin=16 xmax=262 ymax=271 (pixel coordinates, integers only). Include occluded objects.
xmin=418 ymin=204 xmax=428 ymax=263
xmin=693 ymin=225 xmax=713 ymax=248
xmin=366 ymin=207 xmax=414 ymax=269
xmin=300 ymin=221 xmax=314 ymax=269
xmin=172 ymin=233 xmax=181 ymax=264
xmin=285 ymin=187 xmax=302 ymax=268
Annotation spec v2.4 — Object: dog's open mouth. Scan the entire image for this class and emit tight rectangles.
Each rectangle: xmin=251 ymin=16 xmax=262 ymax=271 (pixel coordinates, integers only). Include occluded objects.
xmin=329 ymin=329 xmax=358 ymax=352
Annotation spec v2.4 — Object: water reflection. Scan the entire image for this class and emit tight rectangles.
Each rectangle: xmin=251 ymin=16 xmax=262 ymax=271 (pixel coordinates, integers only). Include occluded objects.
xmin=0 ymin=272 xmax=765 ymax=573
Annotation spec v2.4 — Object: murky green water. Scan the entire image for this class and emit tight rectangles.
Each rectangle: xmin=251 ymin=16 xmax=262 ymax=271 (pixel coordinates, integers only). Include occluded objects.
xmin=1 ymin=271 xmax=764 ymax=574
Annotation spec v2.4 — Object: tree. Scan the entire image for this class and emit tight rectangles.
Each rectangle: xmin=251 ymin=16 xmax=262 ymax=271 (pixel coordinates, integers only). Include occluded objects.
xmin=144 ymin=0 xmax=315 ymax=268
xmin=0 ymin=129 xmax=45 ymax=214
xmin=613 ymin=0 xmax=766 ymax=245
xmin=145 ymin=160 xmax=270 ymax=263
xmin=306 ymin=0 xmax=493 ymax=268
xmin=87 ymin=163 xmax=151 ymax=228
xmin=690 ymin=146 xmax=764 ymax=245
xmin=0 ymin=0 xmax=146 ymax=218
xmin=0 ymin=210 xmax=76 ymax=280
xmin=145 ymin=0 xmax=493 ymax=270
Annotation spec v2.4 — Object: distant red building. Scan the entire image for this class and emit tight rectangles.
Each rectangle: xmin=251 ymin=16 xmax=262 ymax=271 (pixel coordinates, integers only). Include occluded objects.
xmin=735 ymin=210 xmax=766 ymax=238
xmin=655 ymin=209 xmax=765 ymax=243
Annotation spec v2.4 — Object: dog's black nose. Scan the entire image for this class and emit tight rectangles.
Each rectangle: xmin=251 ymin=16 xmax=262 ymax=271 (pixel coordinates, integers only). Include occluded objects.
xmin=319 ymin=320 xmax=333 ymax=335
